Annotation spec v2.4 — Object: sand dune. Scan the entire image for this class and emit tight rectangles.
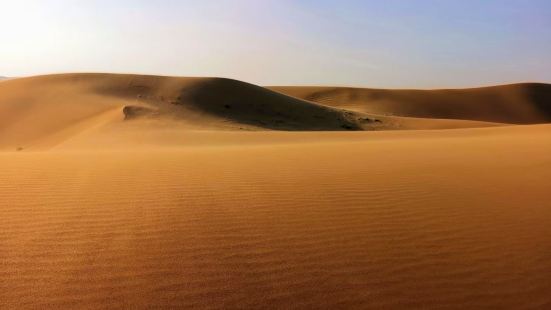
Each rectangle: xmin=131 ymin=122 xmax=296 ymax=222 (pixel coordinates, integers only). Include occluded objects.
xmin=271 ymin=83 xmax=551 ymax=124
xmin=0 ymin=74 xmax=506 ymax=150
xmin=1 ymin=74 xmax=551 ymax=309
xmin=0 ymin=74 xmax=360 ymax=141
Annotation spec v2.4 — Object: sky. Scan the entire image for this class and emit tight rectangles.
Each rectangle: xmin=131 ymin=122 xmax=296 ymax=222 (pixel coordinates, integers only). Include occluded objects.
xmin=0 ymin=0 xmax=550 ymax=88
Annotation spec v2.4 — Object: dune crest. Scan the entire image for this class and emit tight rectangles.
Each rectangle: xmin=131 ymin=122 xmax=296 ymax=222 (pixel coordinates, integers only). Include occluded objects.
xmin=270 ymin=83 xmax=551 ymax=124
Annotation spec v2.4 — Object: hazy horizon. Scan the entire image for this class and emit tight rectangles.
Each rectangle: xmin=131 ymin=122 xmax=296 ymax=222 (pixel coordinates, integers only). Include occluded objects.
xmin=1 ymin=0 xmax=550 ymax=88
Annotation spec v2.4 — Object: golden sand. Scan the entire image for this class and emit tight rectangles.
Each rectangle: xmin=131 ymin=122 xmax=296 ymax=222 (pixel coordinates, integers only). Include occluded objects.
xmin=1 ymin=74 xmax=550 ymax=309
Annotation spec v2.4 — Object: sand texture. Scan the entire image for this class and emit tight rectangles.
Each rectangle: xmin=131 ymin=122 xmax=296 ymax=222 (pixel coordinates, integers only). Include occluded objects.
xmin=1 ymin=74 xmax=551 ymax=309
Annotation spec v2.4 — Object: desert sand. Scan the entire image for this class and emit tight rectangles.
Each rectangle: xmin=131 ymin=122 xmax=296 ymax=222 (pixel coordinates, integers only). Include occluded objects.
xmin=1 ymin=74 xmax=551 ymax=309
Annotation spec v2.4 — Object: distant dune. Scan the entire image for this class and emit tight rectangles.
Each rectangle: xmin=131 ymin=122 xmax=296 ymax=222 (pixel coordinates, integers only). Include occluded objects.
xmin=1 ymin=73 xmax=551 ymax=309
xmin=270 ymin=83 xmax=551 ymax=124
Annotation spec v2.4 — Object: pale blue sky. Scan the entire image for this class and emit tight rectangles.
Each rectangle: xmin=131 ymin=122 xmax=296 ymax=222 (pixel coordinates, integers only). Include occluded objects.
xmin=1 ymin=0 xmax=550 ymax=87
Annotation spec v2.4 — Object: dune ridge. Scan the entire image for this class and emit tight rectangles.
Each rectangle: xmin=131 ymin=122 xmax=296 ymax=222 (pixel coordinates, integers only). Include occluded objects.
xmin=0 ymin=73 xmax=364 ymax=150
xmin=270 ymin=83 xmax=551 ymax=124
xmin=1 ymin=73 xmax=525 ymax=150
xmin=0 ymin=73 xmax=361 ymax=131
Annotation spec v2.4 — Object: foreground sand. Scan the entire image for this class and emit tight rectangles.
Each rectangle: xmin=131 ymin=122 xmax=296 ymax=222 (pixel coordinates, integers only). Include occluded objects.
xmin=1 ymin=124 xmax=551 ymax=309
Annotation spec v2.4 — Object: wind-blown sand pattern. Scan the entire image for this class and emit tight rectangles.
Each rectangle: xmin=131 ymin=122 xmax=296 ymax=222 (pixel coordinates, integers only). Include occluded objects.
xmin=1 ymin=74 xmax=551 ymax=309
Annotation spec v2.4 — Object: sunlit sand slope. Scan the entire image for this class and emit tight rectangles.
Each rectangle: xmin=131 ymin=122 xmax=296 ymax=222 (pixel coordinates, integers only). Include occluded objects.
xmin=0 ymin=73 xmax=361 ymax=144
xmin=1 ymin=125 xmax=550 ymax=309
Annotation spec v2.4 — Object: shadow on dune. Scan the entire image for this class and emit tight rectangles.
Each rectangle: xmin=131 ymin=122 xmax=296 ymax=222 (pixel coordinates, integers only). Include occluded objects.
xmin=525 ymin=83 xmax=551 ymax=122
xmin=175 ymin=78 xmax=361 ymax=131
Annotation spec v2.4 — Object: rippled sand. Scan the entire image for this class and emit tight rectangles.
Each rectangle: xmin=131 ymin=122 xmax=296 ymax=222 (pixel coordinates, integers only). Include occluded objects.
xmin=2 ymin=125 xmax=550 ymax=309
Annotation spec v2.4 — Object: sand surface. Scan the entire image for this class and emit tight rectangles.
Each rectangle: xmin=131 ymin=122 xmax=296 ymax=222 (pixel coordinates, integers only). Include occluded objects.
xmin=271 ymin=83 xmax=551 ymax=124
xmin=1 ymin=74 xmax=551 ymax=309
